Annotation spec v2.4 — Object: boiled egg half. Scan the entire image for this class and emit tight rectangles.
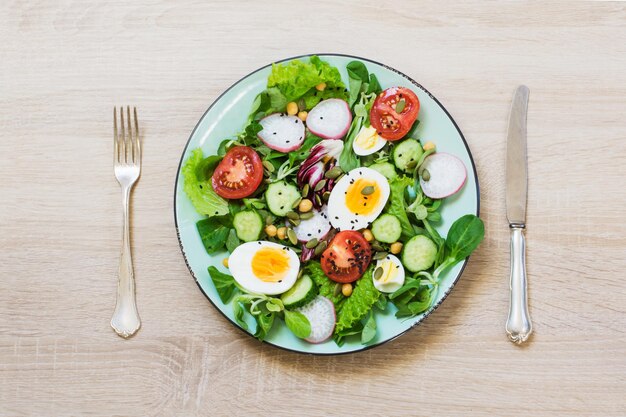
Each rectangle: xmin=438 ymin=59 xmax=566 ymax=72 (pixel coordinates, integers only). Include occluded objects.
xmin=352 ymin=125 xmax=386 ymax=156
xmin=327 ymin=167 xmax=390 ymax=231
xmin=228 ymin=241 xmax=300 ymax=295
xmin=372 ymin=254 xmax=405 ymax=293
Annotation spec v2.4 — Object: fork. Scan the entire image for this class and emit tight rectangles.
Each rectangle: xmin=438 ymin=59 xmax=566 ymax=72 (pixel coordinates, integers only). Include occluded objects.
xmin=111 ymin=106 xmax=141 ymax=338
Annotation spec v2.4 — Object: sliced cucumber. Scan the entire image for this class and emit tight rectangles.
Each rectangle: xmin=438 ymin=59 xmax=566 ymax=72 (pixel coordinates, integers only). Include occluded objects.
xmin=402 ymin=235 xmax=438 ymax=272
xmin=371 ymin=214 xmax=402 ymax=243
xmin=233 ymin=210 xmax=263 ymax=242
xmin=281 ymin=274 xmax=318 ymax=309
xmin=369 ymin=162 xmax=397 ymax=181
xmin=265 ymin=181 xmax=301 ymax=217
xmin=393 ymin=139 xmax=423 ymax=172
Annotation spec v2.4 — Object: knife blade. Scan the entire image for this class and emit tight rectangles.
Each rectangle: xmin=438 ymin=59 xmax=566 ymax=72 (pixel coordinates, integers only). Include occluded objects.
xmin=506 ymin=85 xmax=529 ymax=226
xmin=505 ymin=85 xmax=532 ymax=344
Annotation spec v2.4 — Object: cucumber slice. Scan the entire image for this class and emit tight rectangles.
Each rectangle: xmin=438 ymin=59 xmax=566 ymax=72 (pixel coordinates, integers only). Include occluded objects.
xmin=393 ymin=139 xmax=423 ymax=172
xmin=265 ymin=181 xmax=301 ymax=217
xmin=233 ymin=210 xmax=263 ymax=242
xmin=369 ymin=162 xmax=398 ymax=181
xmin=281 ymin=274 xmax=318 ymax=309
xmin=371 ymin=214 xmax=402 ymax=243
xmin=402 ymin=235 xmax=438 ymax=272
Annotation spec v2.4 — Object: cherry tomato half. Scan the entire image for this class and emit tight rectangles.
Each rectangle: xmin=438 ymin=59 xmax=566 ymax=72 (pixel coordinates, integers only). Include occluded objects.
xmin=320 ymin=231 xmax=372 ymax=283
xmin=211 ymin=146 xmax=263 ymax=199
xmin=370 ymin=87 xmax=420 ymax=141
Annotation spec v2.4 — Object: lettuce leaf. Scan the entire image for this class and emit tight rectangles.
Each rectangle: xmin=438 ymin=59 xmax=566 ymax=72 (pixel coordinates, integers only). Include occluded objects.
xmin=387 ymin=176 xmax=415 ymax=239
xmin=335 ymin=266 xmax=380 ymax=334
xmin=306 ymin=261 xmax=346 ymax=310
xmin=182 ymin=148 xmax=229 ymax=217
xmin=267 ymin=56 xmax=347 ymax=104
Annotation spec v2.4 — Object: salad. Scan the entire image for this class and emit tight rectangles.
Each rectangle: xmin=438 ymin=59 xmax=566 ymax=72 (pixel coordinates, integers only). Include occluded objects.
xmin=181 ymin=56 xmax=484 ymax=346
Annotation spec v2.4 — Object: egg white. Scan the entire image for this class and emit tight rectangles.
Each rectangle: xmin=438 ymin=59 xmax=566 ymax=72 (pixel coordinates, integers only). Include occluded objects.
xmin=327 ymin=167 xmax=390 ymax=231
xmin=228 ymin=241 xmax=300 ymax=295
xmin=352 ymin=125 xmax=386 ymax=156
xmin=373 ymin=254 xmax=405 ymax=293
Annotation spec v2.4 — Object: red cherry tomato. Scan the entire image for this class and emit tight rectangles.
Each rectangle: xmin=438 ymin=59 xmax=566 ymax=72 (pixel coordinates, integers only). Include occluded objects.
xmin=211 ymin=146 xmax=263 ymax=199
xmin=370 ymin=87 xmax=420 ymax=141
xmin=320 ymin=231 xmax=372 ymax=283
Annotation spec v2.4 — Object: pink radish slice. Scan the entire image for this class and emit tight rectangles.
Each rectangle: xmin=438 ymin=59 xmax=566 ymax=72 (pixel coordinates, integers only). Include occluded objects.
xmin=293 ymin=205 xmax=332 ymax=242
xmin=296 ymin=296 xmax=336 ymax=344
xmin=258 ymin=113 xmax=306 ymax=152
xmin=419 ymin=153 xmax=467 ymax=199
xmin=306 ymin=99 xmax=352 ymax=139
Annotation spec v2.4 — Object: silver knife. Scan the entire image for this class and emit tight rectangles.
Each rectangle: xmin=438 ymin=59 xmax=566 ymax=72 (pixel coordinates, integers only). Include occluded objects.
xmin=505 ymin=85 xmax=533 ymax=344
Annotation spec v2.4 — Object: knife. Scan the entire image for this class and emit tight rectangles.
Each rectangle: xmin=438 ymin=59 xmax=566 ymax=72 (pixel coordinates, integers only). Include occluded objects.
xmin=505 ymin=85 xmax=533 ymax=344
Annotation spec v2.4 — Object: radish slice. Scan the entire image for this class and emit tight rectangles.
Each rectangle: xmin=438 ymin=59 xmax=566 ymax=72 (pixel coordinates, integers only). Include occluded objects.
xmin=258 ymin=113 xmax=306 ymax=152
xmin=296 ymin=296 xmax=336 ymax=344
xmin=419 ymin=153 xmax=467 ymax=199
xmin=306 ymin=99 xmax=352 ymax=139
xmin=293 ymin=205 xmax=331 ymax=242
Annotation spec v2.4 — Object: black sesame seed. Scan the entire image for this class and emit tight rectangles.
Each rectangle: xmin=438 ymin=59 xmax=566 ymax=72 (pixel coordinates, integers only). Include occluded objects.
xmin=320 ymin=116 xmax=324 ymax=120
xmin=280 ymin=206 xmax=284 ymax=210
xmin=295 ymin=120 xmax=299 ymax=123
xmin=199 ymin=184 xmax=203 ymax=189
xmin=286 ymin=140 xmax=290 ymax=143
xmin=273 ymin=132 xmax=276 ymax=135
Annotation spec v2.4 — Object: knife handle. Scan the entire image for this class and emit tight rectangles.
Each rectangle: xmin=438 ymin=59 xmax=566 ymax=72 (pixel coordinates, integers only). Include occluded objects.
xmin=506 ymin=225 xmax=532 ymax=344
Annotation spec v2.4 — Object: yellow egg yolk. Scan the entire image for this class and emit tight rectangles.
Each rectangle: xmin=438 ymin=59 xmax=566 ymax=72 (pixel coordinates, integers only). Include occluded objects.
xmin=354 ymin=126 xmax=381 ymax=150
xmin=251 ymin=247 xmax=291 ymax=282
xmin=345 ymin=178 xmax=381 ymax=215
xmin=376 ymin=260 xmax=397 ymax=283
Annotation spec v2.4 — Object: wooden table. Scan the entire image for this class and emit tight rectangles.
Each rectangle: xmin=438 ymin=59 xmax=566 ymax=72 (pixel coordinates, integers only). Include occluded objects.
xmin=2 ymin=2 xmax=625 ymax=416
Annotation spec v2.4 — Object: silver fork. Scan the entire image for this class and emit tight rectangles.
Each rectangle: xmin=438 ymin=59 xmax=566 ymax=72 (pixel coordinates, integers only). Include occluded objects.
xmin=111 ymin=106 xmax=141 ymax=338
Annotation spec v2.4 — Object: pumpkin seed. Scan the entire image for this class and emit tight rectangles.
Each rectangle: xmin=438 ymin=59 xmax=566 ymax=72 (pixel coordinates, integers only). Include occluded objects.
xmin=395 ymin=99 xmax=406 ymax=113
xmin=314 ymin=179 xmax=326 ymax=192
xmin=314 ymin=240 xmax=328 ymax=256
xmin=333 ymin=283 xmax=342 ymax=297
xmin=315 ymin=194 xmax=322 ymax=207
xmin=335 ymin=173 xmax=345 ymax=183
xmin=361 ymin=185 xmax=375 ymax=195
xmin=324 ymin=166 xmax=343 ymax=179
xmin=373 ymin=267 xmax=383 ymax=281
xmin=305 ymin=238 xmax=319 ymax=249
xmin=301 ymin=184 xmax=310 ymax=197
xmin=371 ymin=242 xmax=385 ymax=252
xmin=262 ymin=160 xmax=275 ymax=173
xmin=265 ymin=215 xmax=274 ymax=226
xmin=322 ymin=191 xmax=331 ymax=202
xmin=286 ymin=211 xmax=300 ymax=220
xmin=297 ymin=269 xmax=304 ymax=279
xmin=288 ymin=218 xmax=301 ymax=227
xmin=287 ymin=228 xmax=298 ymax=245
xmin=291 ymin=197 xmax=302 ymax=209
xmin=299 ymin=211 xmax=314 ymax=220
xmin=406 ymin=160 xmax=417 ymax=170
xmin=422 ymin=169 xmax=431 ymax=181
xmin=373 ymin=251 xmax=388 ymax=260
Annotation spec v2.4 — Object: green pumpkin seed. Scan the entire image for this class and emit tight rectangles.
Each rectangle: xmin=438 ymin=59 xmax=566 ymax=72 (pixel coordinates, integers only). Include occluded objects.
xmin=305 ymin=238 xmax=319 ymax=249
xmin=333 ymin=283 xmax=342 ymax=297
xmin=422 ymin=169 xmax=431 ymax=181
xmin=286 ymin=211 xmax=300 ymax=220
xmin=373 ymin=267 xmax=383 ymax=281
xmin=297 ymin=269 xmax=304 ymax=279
xmin=361 ymin=185 xmax=375 ymax=195
xmin=324 ymin=166 xmax=343 ymax=179
xmin=288 ymin=218 xmax=301 ymax=227
xmin=371 ymin=242 xmax=385 ymax=252
xmin=265 ymin=215 xmax=274 ymax=226
xmin=262 ymin=160 xmax=275 ymax=173
xmin=314 ymin=240 xmax=328 ymax=256
xmin=373 ymin=251 xmax=388 ymax=260
xmin=291 ymin=197 xmax=302 ymax=209
xmin=299 ymin=211 xmax=314 ymax=220
xmin=301 ymin=184 xmax=310 ymax=197
xmin=314 ymin=179 xmax=326 ymax=192
xmin=287 ymin=228 xmax=298 ymax=245
xmin=395 ymin=99 xmax=406 ymax=113
xmin=335 ymin=173 xmax=345 ymax=183
xmin=315 ymin=194 xmax=322 ymax=207
xmin=322 ymin=191 xmax=331 ymax=202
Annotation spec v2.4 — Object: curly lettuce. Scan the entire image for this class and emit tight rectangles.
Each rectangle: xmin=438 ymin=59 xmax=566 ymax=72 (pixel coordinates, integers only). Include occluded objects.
xmin=306 ymin=261 xmax=346 ymax=310
xmin=335 ymin=267 xmax=380 ymax=334
xmin=386 ymin=176 xmax=415 ymax=239
xmin=182 ymin=148 xmax=229 ymax=217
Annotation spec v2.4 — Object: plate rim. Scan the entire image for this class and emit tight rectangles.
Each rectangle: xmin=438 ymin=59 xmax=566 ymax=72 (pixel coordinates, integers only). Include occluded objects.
xmin=173 ymin=53 xmax=481 ymax=356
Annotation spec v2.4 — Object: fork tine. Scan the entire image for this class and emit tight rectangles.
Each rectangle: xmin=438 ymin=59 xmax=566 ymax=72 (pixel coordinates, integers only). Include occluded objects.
xmin=120 ymin=106 xmax=127 ymax=163
xmin=132 ymin=107 xmax=140 ymax=166
xmin=126 ymin=106 xmax=133 ymax=163
xmin=113 ymin=107 xmax=119 ymax=162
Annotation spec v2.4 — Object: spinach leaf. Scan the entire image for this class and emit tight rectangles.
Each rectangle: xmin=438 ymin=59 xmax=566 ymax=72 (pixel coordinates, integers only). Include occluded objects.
xmin=232 ymin=300 xmax=248 ymax=330
xmin=196 ymin=215 xmax=232 ymax=254
xmin=333 ymin=322 xmax=364 ymax=346
xmin=225 ymin=228 xmax=240 ymax=253
xmin=367 ymin=73 xmax=382 ymax=94
xmin=194 ymin=155 xmax=222 ymax=181
xmin=361 ymin=311 xmax=377 ymax=344
xmin=347 ymin=61 xmax=369 ymax=82
xmin=289 ymin=133 xmax=323 ymax=165
xmin=338 ymin=116 xmax=362 ymax=171
xmin=445 ymin=214 xmax=485 ymax=262
xmin=254 ymin=313 xmax=275 ymax=340
xmin=207 ymin=266 xmax=237 ymax=304
xmin=284 ymin=310 xmax=311 ymax=339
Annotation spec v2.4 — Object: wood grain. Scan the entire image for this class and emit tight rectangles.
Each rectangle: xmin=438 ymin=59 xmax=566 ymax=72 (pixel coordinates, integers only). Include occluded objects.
xmin=1 ymin=1 xmax=626 ymax=416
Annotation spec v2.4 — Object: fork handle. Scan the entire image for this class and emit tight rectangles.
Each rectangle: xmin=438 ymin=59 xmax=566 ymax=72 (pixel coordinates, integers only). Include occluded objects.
xmin=505 ymin=226 xmax=532 ymax=344
xmin=111 ymin=185 xmax=141 ymax=338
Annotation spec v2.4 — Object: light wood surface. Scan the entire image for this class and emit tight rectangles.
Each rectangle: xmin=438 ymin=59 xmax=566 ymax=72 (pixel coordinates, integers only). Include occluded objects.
xmin=2 ymin=1 xmax=626 ymax=416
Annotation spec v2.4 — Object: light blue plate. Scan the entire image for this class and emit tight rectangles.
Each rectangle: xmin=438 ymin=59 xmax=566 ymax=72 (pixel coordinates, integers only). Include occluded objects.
xmin=174 ymin=54 xmax=479 ymax=355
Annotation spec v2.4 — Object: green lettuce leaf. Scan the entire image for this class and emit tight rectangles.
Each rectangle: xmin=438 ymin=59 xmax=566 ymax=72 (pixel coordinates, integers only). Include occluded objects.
xmin=335 ymin=267 xmax=380 ymax=334
xmin=306 ymin=261 xmax=346 ymax=310
xmin=207 ymin=266 xmax=237 ymax=304
xmin=387 ymin=176 xmax=415 ymax=239
xmin=196 ymin=215 xmax=231 ymax=254
xmin=182 ymin=149 xmax=229 ymax=217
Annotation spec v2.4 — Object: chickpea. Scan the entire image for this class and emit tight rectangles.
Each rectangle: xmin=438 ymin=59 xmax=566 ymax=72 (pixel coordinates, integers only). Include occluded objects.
xmin=276 ymin=226 xmax=287 ymax=240
xmin=297 ymin=111 xmax=308 ymax=122
xmin=315 ymin=82 xmax=326 ymax=91
xmin=423 ymin=141 xmax=436 ymax=151
xmin=298 ymin=198 xmax=313 ymax=213
xmin=265 ymin=224 xmax=277 ymax=238
xmin=362 ymin=229 xmax=374 ymax=242
xmin=341 ymin=283 xmax=353 ymax=297
xmin=390 ymin=242 xmax=403 ymax=254
xmin=222 ymin=257 xmax=229 ymax=268
xmin=286 ymin=102 xmax=298 ymax=116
